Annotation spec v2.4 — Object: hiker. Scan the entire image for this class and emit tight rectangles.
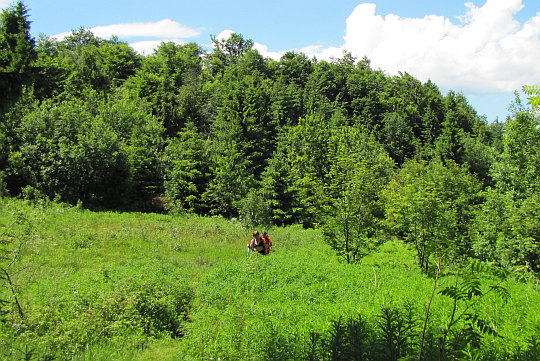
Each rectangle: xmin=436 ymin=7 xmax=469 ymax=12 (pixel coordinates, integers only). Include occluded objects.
xmin=262 ymin=231 xmax=272 ymax=254
xmin=247 ymin=230 xmax=267 ymax=255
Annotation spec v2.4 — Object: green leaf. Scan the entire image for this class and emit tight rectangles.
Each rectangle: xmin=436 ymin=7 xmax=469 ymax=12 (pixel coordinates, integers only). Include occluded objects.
xmin=523 ymin=85 xmax=540 ymax=109
xmin=465 ymin=314 xmax=502 ymax=338
xmin=490 ymin=285 xmax=511 ymax=304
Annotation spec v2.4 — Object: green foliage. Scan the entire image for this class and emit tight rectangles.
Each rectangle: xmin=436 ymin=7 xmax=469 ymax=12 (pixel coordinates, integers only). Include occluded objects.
xmin=206 ymin=138 xmax=253 ymax=218
xmin=33 ymin=29 xmax=142 ymax=97
xmin=381 ymin=112 xmax=417 ymax=165
xmin=375 ymin=304 xmax=418 ymax=360
xmin=0 ymin=10 xmax=505 ymax=236
xmin=2 ymin=89 xmax=165 ymax=209
xmin=431 ymin=259 xmax=516 ymax=359
xmin=0 ymin=206 xmax=37 ymax=325
xmin=0 ymin=199 xmax=537 ymax=360
xmin=0 ymin=19 xmax=539 ymax=361
xmin=206 ymin=32 xmax=254 ymax=75
xmin=125 ymin=42 xmax=205 ymax=137
xmin=163 ymin=122 xmax=211 ymax=214
xmin=18 ymin=272 xmax=192 ymax=358
xmin=113 ymin=98 xmax=165 ymax=207
xmin=317 ymin=314 xmax=374 ymax=361
xmin=283 ymin=113 xmax=333 ymax=227
xmin=0 ymin=198 xmax=240 ymax=359
xmin=491 ymin=111 xmax=540 ymax=197
xmin=0 ymin=1 xmax=36 ymax=73
xmin=1 ymin=5 xmax=540 ymax=360
xmin=8 ymin=97 xmax=131 ymax=206
xmin=474 ymin=111 xmax=540 ymax=275
xmin=321 ymin=126 xmax=392 ymax=263
xmin=384 ymin=160 xmax=482 ymax=272
xmin=461 ymin=134 xmax=495 ymax=187
xmin=0 ymin=174 xmax=7 ymax=197
xmin=0 ymin=1 xmax=37 ymax=112
xmin=523 ymin=84 xmax=540 ymax=109
xmin=473 ymin=189 xmax=540 ymax=274
xmin=257 ymin=141 xmax=303 ymax=226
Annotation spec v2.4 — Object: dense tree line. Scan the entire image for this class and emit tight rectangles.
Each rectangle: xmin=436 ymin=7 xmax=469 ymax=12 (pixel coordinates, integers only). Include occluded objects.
xmin=1 ymin=2 xmax=538 ymax=275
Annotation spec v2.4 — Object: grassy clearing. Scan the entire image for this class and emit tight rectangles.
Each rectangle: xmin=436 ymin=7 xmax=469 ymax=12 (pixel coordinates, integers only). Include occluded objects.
xmin=175 ymin=234 xmax=539 ymax=360
xmin=0 ymin=198 xmax=539 ymax=360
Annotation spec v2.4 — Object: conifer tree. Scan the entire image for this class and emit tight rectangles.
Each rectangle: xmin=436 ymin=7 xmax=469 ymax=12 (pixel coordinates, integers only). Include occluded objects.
xmin=0 ymin=1 xmax=36 ymax=111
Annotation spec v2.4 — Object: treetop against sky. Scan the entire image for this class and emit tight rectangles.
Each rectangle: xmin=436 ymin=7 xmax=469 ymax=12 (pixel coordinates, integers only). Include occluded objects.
xmin=2 ymin=0 xmax=540 ymax=121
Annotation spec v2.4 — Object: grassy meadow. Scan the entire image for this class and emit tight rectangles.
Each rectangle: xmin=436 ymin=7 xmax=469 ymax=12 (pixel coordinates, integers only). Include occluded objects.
xmin=0 ymin=197 xmax=539 ymax=360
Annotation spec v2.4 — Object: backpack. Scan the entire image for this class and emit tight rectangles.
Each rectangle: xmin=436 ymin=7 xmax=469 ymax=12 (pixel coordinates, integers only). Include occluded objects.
xmin=262 ymin=235 xmax=272 ymax=254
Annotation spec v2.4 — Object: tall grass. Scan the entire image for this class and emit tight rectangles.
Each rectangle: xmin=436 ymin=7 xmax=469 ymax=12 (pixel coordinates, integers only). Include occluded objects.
xmin=0 ymin=197 xmax=538 ymax=360
xmin=177 ymin=229 xmax=539 ymax=360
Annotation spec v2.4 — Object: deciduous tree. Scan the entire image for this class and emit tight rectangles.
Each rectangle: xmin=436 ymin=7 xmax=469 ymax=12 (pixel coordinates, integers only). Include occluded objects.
xmin=384 ymin=160 xmax=481 ymax=272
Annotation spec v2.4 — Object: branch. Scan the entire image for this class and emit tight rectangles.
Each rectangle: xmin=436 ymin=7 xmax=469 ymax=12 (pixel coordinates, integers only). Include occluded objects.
xmin=451 ymin=268 xmax=520 ymax=329
xmin=440 ymin=257 xmax=464 ymax=356
xmin=1 ymin=267 xmax=24 ymax=320
xmin=418 ymin=254 xmax=443 ymax=361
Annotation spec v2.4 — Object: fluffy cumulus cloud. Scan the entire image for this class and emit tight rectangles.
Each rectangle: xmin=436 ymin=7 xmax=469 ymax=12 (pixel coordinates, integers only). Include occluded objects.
xmin=215 ymin=29 xmax=234 ymax=41
xmin=53 ymin=19 xmax=201 ymax=55
xmin=89 ymin=19 xmax=201 ymax=39
xmin=253 ymin=42 xmax=288 ymax=60
xmin=340 ymin=0 xmax=540 ymax=94
xmin=0 ymin=0 xmax=11 ymax=9
xmin=296 ymin=44 xmax=343 ymax=61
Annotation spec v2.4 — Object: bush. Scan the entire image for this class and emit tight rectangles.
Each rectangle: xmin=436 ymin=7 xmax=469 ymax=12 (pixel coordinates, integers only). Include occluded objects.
xmin=2 ymin=270 xmax=193 ymax=359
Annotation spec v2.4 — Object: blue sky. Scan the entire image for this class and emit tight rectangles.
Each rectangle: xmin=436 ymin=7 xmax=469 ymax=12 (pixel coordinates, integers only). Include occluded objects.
xmin=2 ymin=0 xmax=540 ymax=122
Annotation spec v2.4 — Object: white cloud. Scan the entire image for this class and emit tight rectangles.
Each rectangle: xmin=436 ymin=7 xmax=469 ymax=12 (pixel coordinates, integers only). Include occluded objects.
xmin=53 ymin=19 xmax=200 ymax=44
xmin=298 ymin=44 xmax=343 ymax=61
xmin=340 ymin=0 xmax=540 ymax=95
xmin=89 ymin=19 xmax=201 ymax=39
xmin=0 ymin=0 xmax=11 ymax=9
xmin=216 ymin=29 xmax=235 ymax=41
xmin=253 ymin=42 xmax=287 ymax=60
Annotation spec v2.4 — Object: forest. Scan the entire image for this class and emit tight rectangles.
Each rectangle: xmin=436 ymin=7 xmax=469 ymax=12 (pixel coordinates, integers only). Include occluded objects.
xmin=1 ymin=2 xmax=540 ymax=360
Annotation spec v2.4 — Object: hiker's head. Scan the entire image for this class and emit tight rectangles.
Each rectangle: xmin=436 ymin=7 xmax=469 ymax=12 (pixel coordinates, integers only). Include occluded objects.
xmin=262 ymin=231 xmax=268 ymax=238
xmin=253 ymin=230 xmax=260 ymax=238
